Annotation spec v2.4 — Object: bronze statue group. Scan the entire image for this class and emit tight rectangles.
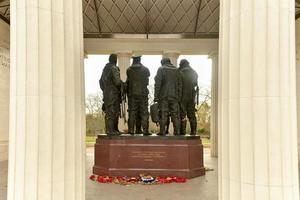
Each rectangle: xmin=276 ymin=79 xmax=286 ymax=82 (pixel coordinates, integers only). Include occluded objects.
xmin=100 ymin=54 xmax=198 ymax=136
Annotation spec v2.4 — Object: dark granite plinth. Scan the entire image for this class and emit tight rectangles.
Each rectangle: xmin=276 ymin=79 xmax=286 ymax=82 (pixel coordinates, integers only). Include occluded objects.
xmin=93 ymin=134 xmax=205 ymax=178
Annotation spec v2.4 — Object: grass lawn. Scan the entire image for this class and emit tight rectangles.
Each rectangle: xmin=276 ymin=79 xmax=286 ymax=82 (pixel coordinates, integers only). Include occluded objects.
xmin=201 ymin=137 xmax=211 ymax=148
xmin=86 ymin=135 xmax=211 ymax=148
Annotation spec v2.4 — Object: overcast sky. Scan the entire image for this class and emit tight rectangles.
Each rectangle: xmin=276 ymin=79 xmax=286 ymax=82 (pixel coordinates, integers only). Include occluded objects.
xmin=84 ymin=55 xmax=212 ymax=97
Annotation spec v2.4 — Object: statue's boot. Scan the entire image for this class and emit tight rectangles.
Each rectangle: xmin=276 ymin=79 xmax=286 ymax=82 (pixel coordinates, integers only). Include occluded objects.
xmin=180 ymin=120 xmax=187 ymax=135
xmin=143 ymin=129 xmax=151 ymax=136
xmin=128 ymin=128 xmax=135 ymax=135
xmin=135 ymin=118 xmax=142 ymax=134
xmin=190 ymin=119 xmax=197 ymax=135
xmin=106 ymin=119 xmax=115 ymax=136
xmin=142 ymin=126 xmax=151 ymax=136
xmin=141 ymin=116 xmax=151 ymax=136
xmin=108 ymin=117 xmax=121 ymax=136
xmin=114 ymin=117 xmax=120 ymax=133
xmin=173 ymin=118 xmax=181 ymax=136
xmin=104 ymin=117 xmax=109 ymax=133
xmin=135 ymin=129 xmax=142 ymax=134
xmin=157 ymin=121 xmax=166 ymax=136
xmin=127 ymin=116 xmax=135 ymax=135
xmin=165 ymin=118 xmax=170 ymax=134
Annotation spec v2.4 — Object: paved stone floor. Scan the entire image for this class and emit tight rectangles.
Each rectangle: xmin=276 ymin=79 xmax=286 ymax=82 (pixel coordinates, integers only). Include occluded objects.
xmin=0 ymin=148 xmax=218 ymax=200
xmin=86 ymin=147 xmax=218 ymax=200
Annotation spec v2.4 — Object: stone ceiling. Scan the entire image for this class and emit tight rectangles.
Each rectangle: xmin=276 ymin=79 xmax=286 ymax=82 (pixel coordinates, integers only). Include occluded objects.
xmin=1 ymin=0 xmax=300 ymax=39
xmin=83 ymin=0 xmax=219 ymax=38
xmin=296 ymin=0 xmax=300 ymax=18
xmin=0 ymin=0 xmax=9 ymax=24
xmin=0 ymin=0 xmax=219 ymax=38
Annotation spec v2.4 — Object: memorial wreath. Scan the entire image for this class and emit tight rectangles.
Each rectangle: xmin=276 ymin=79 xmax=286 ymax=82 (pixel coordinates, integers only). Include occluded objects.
xmin=89 ymin=174 xmax=187 ymax=185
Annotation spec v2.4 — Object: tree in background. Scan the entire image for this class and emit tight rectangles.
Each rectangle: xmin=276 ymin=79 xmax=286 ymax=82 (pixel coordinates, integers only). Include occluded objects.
xmin=86 ymin=92 xmax=103 ymax=115
xmin=85 ymin=92 xmax=105 ymax=135
xmin=196 ymin=86 xmax=211 ymax=137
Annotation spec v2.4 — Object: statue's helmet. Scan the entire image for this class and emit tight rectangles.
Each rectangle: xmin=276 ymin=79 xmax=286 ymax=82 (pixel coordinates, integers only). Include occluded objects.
xmin=179 ymin=59 xmax=189 ymax=68
xmin=109 ymin=54 xmax=117 ymax=64
xmin=161 ymin=57 xmax=171 ymax=65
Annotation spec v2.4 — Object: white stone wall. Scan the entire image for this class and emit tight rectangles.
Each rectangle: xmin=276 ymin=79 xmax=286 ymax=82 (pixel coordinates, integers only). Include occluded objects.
xmin=297 ymin=19 xmax=300 ymax=161
xmin=0 ymin=19 xmax=10 ymax=161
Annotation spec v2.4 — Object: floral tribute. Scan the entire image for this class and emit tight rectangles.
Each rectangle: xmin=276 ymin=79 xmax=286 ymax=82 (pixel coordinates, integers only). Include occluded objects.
xmin=89 ymin=174 xmax=187 ymax=185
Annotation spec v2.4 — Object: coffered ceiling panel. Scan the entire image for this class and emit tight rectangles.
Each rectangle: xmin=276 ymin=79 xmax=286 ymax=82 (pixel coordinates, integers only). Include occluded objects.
xmin=296 ymin=0 xmax=300 ymax=19
xmin=83 ymin=0 xmax=220 ymax=37
xmin=148 ymin=0 xmax=199 ymax=33
xmin=0 ymin=0 xmax=9 ymax=24
xmin=1 ymin=0 xmax=300 ymax=38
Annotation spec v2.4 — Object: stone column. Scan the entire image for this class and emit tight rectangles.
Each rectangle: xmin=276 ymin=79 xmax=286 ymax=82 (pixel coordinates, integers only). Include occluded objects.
xmin=7 ymin=0 xmax=85 ymax=200
xmin=163 ymin=51 xmax=180 ymax=67
xmin=296 ymin=19 xmax=300 ymax=162
xmin=0 ymin=19 xmax=10 ymax=162
xmin=219 ymin=0 xmax=299 ymax=199
xmin=209 ymin=52 xmax=218 ymax=157
xmin=118 ymin=52 xmax=132 ymax=81
xmin=117 ymin=52 xmax=132 ymax=132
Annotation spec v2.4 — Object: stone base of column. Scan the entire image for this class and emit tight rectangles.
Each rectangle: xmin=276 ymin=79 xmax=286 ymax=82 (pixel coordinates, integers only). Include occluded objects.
xmin=0 ymin=140 xmax=8 ymax=161
xmin=93 ymin=135 xmax=205 ymax=178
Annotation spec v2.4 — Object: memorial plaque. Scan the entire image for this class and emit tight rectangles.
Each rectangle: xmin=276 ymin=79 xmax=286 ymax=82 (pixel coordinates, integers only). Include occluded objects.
xmin=93 ymin=135 xmax=205 ymax=178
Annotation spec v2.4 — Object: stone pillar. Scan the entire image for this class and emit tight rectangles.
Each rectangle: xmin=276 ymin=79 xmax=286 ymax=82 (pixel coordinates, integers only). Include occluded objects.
xmin=296 ymin=19 xmax=300 ymax=162
xmin=117 ymin=52 xmax=132 ymax=132
xmin=118 ymin=52 xmax=132 ymax=81
xmin=162 ymin=51 xmax=180 ymax=67
xmin=0 ymin=19 xmax=10 ymax=162
xmin=219 ymin=0 xmax=299 ymax=199
xmin=7 ymin=0 xmax=86 ymax=199
xmin=209 ymin=52 xmax=218 ymax=157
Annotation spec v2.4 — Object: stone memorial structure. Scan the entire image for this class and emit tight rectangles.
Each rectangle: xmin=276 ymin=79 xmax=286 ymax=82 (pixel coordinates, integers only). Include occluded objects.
xmin=94 ymin=56 xmax=205 ymax=178
xmin=93 ymin=135 xmax=205 ymax=178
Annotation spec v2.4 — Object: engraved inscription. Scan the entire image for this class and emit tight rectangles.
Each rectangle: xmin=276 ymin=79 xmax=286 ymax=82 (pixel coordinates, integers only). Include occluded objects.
xmin=130 ymin=151 xmax=167 ymax=162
